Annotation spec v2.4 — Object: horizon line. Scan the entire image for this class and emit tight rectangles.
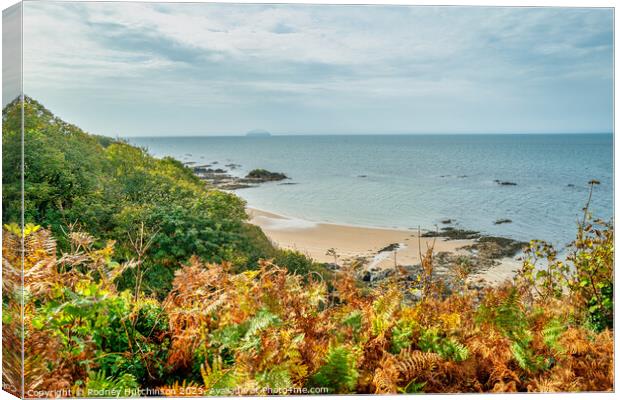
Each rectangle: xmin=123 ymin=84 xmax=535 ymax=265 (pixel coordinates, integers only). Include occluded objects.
xmin=121 ymin=131 xmax=614 ymax=139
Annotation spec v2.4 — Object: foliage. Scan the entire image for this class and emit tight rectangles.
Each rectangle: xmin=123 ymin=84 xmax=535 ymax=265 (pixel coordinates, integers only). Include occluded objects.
xmin=308 ymin=345 xmax=360 ymax=393
xmin=517 ymin=181 xmax=614 ymax=331
xmin=2 ymin=97 xmax=279 ymax=298
xmin=3 ymin=213 xmax=613 ymax=396
xmin=417 ymin=328 xmax=469 ymax=362
xmin=82 ymin=371 xmax=140 ymax=398
xmin=273 ymin=249 xmax=315 ymax=275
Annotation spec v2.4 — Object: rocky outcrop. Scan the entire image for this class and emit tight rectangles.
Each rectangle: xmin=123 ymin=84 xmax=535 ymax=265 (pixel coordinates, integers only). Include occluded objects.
xmin=422 ymin=227 xmax=480 ymax=240
xmin=190 ymin=164 xmax=291 ymax=190
xmin=354 ymin=228 xmax=527 ymax=289
xmin=244 ymin=169 xmax=288 ymax=182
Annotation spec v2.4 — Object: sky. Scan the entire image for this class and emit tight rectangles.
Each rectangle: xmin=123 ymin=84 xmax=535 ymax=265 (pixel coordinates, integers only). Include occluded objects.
xmin=4 ymin=2 xmax=614 ymax=136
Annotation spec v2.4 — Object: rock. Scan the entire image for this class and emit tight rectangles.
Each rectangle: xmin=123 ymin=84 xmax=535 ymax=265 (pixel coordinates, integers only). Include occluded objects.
xmin=494 ymin=219 xmax=512 ymax=225
xmin=494 ymin=180 xmax=517 ymax=186
xmin=190 ymin=162 xmax=291 ymax=192
xmin=245 ymin=169 xmax=288 ymax=182
xmin=324 ymin=263 xmax=340 ymax=271
xmin=194 ymin=166 xmax=227 ymax=174
xmin=567 ymin=183 xmax=575 ymax=187
xmin=422 ymin=227 xmax=480 ymax=240
xmin=378 ymin=243 xmax=400 ymax=253
xmin=197 ymin=168 xmax=227 ymax=174
xmin=358 ymin=267 xmax=394 ymax=283
xmin=219 ymin=183 xmax=256 ymax=190
xmin=461 ymin=236 xmax=527 ymax=259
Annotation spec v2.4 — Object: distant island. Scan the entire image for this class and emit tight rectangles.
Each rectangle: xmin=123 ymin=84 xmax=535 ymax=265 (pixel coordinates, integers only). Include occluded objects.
xmin=246 ymin=129 xmax=271 ymax=137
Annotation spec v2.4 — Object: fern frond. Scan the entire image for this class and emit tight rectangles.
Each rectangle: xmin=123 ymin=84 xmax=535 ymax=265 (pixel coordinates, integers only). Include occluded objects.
xmin=394 ymin=349 xmax=441 ymax=382
xmin=308 ymin=345 xmax=359 ymax=393
xmin=201 ymin=355 xmax=240 ymax=393
xmin=542 ymin=318 xmax=566 ymax=353
xmin=371 ymin=288 xmax=402 ymax=336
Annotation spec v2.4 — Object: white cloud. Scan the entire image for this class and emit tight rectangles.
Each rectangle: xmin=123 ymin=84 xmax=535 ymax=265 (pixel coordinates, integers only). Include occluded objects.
xmin=17 ymin=3 xmax=613 ymax=135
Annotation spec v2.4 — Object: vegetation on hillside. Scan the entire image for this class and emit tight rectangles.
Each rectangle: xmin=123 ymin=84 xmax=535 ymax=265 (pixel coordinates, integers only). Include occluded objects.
xmin=1 ymin=98 xmax=613 ymax=396
xmin=2 ymin=202 xmax=613 ymax=396
xmin=2 ymin=97 xmax=320 ymax=298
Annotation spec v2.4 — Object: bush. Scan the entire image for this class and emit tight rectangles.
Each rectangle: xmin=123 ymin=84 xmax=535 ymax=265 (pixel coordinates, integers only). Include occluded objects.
xmin=273 ymin=249 xmax=315 ymax=275
xmin=3 ymin=222 xmax=614 ymax=395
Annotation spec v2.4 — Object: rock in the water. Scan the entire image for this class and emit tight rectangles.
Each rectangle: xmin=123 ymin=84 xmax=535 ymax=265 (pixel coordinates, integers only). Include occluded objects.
xmin=192 ymin=165 xmax=291 ymax=191
xmin=422 ymin=227 xmax=480 ymax=240
xmin=494 ymin=180 xmax=517 ymax=186
xmin=219 ymin=182 xmax=256 ymax=190
xmin=244 ymin=169 xmax=288 ymax=182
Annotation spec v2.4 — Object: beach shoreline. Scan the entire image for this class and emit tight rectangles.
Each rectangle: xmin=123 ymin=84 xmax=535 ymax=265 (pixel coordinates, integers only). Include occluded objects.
xmin=247 ymin=207 xmax=522 ymax=285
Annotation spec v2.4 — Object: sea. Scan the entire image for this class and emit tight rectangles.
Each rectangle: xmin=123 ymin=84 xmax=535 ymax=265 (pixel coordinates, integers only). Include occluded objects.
xmin=128 ymin=134 xmax=613 ymax=249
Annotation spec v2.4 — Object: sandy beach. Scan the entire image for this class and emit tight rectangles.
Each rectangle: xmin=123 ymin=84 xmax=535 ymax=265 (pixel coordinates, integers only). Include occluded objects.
xmin=248 ymin=207 xmax=522 ymax=284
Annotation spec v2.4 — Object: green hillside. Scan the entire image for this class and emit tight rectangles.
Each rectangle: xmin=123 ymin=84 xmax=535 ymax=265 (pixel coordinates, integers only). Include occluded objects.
xmin=2 ymin=96 xmax=277 ymax=297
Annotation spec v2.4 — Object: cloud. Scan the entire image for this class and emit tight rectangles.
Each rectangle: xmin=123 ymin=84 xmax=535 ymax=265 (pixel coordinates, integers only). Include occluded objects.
xmin=16 ymin=3 xmax=613 ymax=136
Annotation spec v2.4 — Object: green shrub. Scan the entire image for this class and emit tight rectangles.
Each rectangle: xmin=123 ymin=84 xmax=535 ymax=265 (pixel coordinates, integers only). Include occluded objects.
xmin=274 ymin=249 xmax=314 ymax=275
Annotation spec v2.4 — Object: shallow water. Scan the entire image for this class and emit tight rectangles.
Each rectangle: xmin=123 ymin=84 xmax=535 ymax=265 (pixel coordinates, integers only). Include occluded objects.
xmin=129 ymin=134 xmax=613 ymax=249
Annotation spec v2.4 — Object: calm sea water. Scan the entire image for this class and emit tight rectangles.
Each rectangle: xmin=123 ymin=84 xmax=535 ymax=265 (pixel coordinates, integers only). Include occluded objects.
xmin=129 ymin=134 xmax=613 ymax=248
